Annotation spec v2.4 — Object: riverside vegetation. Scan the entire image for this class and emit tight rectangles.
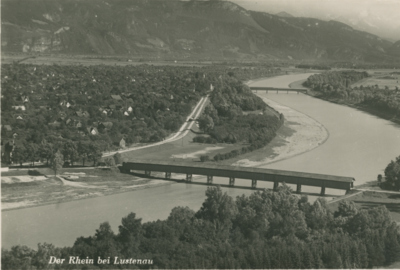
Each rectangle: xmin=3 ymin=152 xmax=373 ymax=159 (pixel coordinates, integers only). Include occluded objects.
xmin=2 ymin=185 xmax=399 ymax=269
xmin=193 ymin=73 xmax=284 ymax=162
xmin=304 ymin=70 xmax=400 ymax=121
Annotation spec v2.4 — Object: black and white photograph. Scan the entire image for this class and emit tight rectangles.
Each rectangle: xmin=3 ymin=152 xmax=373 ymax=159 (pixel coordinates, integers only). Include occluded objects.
xmin=1 ymin=0 xmax=400 ymax=269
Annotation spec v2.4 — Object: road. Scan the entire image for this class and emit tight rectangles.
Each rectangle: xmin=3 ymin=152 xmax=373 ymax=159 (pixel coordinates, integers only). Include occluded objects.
xmin=103 ymin=95 xmax=209 ymax=157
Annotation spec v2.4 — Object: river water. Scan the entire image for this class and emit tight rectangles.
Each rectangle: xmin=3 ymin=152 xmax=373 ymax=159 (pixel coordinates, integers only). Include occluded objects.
xmin=2 ymin=73 xmax=400 ymax=249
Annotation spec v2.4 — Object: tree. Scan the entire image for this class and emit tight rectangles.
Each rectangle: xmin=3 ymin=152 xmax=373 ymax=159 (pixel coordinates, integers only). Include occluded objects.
xmin=51 ymin=150 xmax=64 ymax=176
xmin=384 ymin=156 xmax=400 ymax=190
xmin=118 ymin=213 xmax=143 ymax=256
xmin=63 ymin=141 xmax=79 ymax=166
xmin=198 ymin=115 xmax=214 ymax=133
xmin=78 ymin=141 xmax=90 ymax=166
xmin=195 ymin=186 xmax=237 ymax=233
xmin=12 ymin=145 xmax=27 ymax=167
xmin=113 ymin=152 xmax=123 ymax=165
xmin=24 ymin=143 xmax=39 ymax=166
xmin=104 ymin=157 xmax=115 ymax=167
xmin=89 ymin=142 xmax=102 ymax=166
xmin=39 ymin=141 xmax=54 ymax=166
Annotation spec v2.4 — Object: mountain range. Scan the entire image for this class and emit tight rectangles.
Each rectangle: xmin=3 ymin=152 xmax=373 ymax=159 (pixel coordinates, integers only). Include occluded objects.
xmin=1 ymin=0 xmax=399 ymax=62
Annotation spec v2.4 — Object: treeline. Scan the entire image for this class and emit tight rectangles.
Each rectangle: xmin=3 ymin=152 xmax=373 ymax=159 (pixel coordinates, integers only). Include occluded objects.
xmin=304 ymin=71 xmax=400 ymax=117
xmin=2 ymin=186 xmax=399 ymax=269
xmin=194 ymin=75 xmax=283 ymax=161
xmin=1 ymin=63 xmax=282 ymax=166
xmin=303 ymin=70 xmax=369 ymax=89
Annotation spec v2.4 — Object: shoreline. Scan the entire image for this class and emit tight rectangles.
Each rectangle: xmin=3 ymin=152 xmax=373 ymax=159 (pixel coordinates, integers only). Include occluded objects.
xmin=1 ymin=178 xmax=174 ymax=212
xmin=232 ymin=76 xmax=328 ymax=168
xmin=232 ymin=95 xmax=329 ymax=168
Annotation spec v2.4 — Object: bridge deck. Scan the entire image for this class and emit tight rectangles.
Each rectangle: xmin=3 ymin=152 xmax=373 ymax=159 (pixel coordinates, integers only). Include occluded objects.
xmin=122 ymin=161 xmax=354 ymax=190
xmin=250 ymin=87 xmax=307 ymax=92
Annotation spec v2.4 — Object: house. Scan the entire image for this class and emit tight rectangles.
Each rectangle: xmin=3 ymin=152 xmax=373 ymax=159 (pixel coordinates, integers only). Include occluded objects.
xmin=76 ymin=121 xmax=83 ymax=128
xmin=98 ymin=122 xmax=113 ymax=131
xmin=48 ymin=120 xmax=61 ymax=128
xmin=127 ymin=106 xmax=133 ymax=112
xmin=87 ymin=127 xmax=99 ymax=136
xmin=119 ymin=138 xmax=126 ymax=149
xmin=124 ymin=111 xmax=129 ymax=116
xmin=76 ymin=110 xmax=90 ymax=118
xmin=12 ymin=105 xmax=26 ymax=111
xmin=16 ymin=115 xmax=23 ymax=120
xmin=3 ymin=125 xmax=12 ymax=132
xmin=111 ymin=95 xmax=122 ymax=101
xmin=59 ymin=112 xmax=67 ymax=120
xmin=65 ymin=118 xmax=73 ymax=126
xmin=107 ymin=105 xmax=116 ymax=110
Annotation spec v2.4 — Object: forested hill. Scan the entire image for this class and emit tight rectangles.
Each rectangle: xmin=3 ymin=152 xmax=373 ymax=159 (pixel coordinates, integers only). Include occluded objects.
xmin=1 ymin=0 xmax=399 ymax=63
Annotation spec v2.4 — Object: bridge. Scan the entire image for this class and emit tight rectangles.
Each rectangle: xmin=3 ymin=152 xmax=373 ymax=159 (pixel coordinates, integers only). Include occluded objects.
xmin=122 ymin=161 xmax=355 ymax=195
xmin=250 ymin=86 xmax=308 ymax=94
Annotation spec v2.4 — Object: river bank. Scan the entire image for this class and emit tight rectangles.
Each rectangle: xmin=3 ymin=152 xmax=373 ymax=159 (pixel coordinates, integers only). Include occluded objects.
xmin=231 ymin=95 xmax=329 ymax=167
xmin=307 ymin=91 xmax=400 ymax=126
xmin=227 ymin=73 xmax=328 ymax=168
xmin=1 ymin=168 xmax=173 ymax=211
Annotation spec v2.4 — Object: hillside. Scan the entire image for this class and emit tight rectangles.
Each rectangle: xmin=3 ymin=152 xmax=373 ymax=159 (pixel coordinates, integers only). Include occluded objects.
xmin=1 ymin=0 xmax=398 ymax=62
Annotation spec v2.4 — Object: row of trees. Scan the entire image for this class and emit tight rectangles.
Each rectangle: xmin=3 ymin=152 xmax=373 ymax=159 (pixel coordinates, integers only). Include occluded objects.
xmin=2 ymin=185 xmax=399 ymax=269
xmin=304 ymin=71 xmax=400 ymax=117
xmin=8 ymin=138 xmax=104 ymax=167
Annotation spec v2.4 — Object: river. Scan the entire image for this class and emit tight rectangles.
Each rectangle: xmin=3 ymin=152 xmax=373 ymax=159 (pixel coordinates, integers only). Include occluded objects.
xmin=2 ymin=73 xmax=400 ymax=249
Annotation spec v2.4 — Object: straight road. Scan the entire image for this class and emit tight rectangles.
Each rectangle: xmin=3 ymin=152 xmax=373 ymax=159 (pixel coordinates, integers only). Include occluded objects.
xmin=103 ymin=95 xmax=209 ymax=157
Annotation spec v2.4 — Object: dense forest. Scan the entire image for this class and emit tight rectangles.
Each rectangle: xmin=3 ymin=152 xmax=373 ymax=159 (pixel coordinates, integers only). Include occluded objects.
xmin=194 ymin=74 xmax=283 ymax=161
xmin=1 ymin=64 xmax=282 ymax=166
xmin=2 ymin=185 xmax=399 ymax=269
xmin=304 ymin=71 xmax=400 ymax=117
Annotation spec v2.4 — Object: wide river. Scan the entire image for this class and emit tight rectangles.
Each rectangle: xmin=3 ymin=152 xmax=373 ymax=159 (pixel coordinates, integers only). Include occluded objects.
xmin=2 ymin=73 xmax=400 ymax=249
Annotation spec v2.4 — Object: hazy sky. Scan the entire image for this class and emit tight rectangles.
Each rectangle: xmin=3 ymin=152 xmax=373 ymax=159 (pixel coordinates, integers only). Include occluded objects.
xmin=231 ymin=0 xmax=400 ymax=40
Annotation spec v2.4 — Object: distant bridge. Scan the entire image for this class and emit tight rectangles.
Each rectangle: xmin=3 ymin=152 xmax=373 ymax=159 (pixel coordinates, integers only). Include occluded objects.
xmin=122 ymin=161 xmax=355 ymax=195
xmin=250 ymin=86 xmax=307 ymax=94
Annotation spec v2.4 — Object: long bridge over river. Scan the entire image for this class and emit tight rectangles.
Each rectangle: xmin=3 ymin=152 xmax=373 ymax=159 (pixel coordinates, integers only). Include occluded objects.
xmin=250 ymin=86 xmax=307 ymax=94
xmin=122 ymin=161 xmax=355 ymax=195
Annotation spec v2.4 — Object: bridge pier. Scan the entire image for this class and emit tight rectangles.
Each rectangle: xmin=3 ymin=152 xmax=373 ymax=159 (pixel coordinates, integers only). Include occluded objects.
xmin=207 ymin=175 xmax=213 ymax=185
xmin=165 ymin=172 xmax=171 ymax=179
xmin=186 ymin=174 xmax=192 ymax=182
xmin=296 ymin=184 xmax=302 ymax=194
xmin=229 ymin=177 xmax=235 ymax=186
xmin=276 ymin=90 xmax=278 ymax=94
xmin=266 ymin=90 xmax=268 ymax=94
xmin=145 ymin=171 xmax=151 ymax=176
xmin=273 ymin=181 xmax=279 ymax=191
xmin=320 ymin=186 xmax=326 ymax=196
xmin=251 ymin=179 xmax=257 ymax=189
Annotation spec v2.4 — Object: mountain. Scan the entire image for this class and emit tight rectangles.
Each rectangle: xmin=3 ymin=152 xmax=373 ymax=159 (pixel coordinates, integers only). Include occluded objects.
xmin=323 ymin=13 xmax=400 ymax=43
xmin=388 ymin=41 xmax=400 ymax=57
xmin=1 ymin=0 xmax=398 ymax=62
xmin=276 ymin=12 xmax=294 ymax=18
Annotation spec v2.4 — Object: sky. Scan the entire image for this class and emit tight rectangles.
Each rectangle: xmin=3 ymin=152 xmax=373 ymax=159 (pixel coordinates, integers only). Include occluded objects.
xmin=230 ymin=0 xmax=400 ymax=41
